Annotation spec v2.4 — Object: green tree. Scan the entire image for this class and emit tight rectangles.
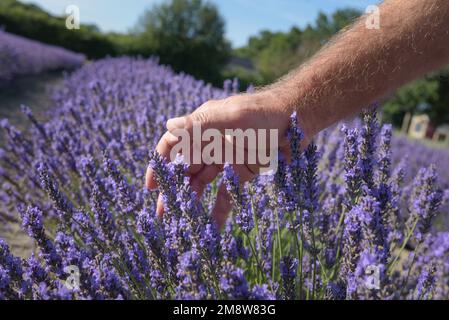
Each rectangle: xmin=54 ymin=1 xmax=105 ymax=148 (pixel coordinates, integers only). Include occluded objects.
xmin=383 ymin=78 xmax=439 ymax=126
xmin=235 ymin=9 xmax=361 ymax=84
xmin=428 ymin=68 xmax=449 ymax=125
xmin=136 ymin=0 xmax=231 ymax=84
xmin=383 ymin=68 xmax=449 ymax=127
xmin=0 ymin=0 xmax=118 ymax=59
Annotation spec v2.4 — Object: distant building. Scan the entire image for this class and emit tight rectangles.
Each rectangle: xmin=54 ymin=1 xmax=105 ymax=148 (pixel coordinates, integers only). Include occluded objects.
xmin=433 ymin=124 xmax=449 ymax=145
xmin=227 ymin=56 xmax=255 ymax=71
xmin=407 ymin=114 xmax=435 ymax=139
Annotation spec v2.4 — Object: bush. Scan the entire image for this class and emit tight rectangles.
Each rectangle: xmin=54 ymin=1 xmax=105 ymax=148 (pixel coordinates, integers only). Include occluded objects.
xmin=135 ymin=0 xmax=231 ymax=85
xmin=0 ymin=30 xmax=85 ymax=85
xmin=0 ymin=0 xmax=117 ymax=59
xmin=0 ymin=58 xmax=448 ymax=300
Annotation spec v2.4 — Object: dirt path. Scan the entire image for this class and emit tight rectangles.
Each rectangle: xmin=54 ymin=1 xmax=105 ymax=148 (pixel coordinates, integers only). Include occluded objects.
xmin=0 ymin=71 xmax=65 ymax=258
xmin=0 ymin=71 xmax=64 ymax=131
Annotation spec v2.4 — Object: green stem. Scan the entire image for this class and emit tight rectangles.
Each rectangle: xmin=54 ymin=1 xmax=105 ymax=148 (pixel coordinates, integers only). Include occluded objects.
xmin=275 ymin=209 xmax=283 ymax=262
xmin=288 ymin=211 xmax=303 ymax=299
xmin=310 ymin=224 xmax=317 ymax=299
xmin=272 ymin=208 xmax=283 ymax=283
xmin=388 ymin=218 xmax=418 ymax=275
xmin=245 ymin=233 xmax=266 ymax=283
xmin=401 ymin=241 xmax=421 ymax=298
xmin=329 ymin=208 xmax=347 ymax=280
xmin=298 ymin=212 xmax=305 ymax=299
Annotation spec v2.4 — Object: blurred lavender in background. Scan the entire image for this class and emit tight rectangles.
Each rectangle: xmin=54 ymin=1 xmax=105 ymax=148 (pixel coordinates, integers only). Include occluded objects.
xmin=0 ymin=57 xmax=447 ymax=300
xmin=0 ymin=30 xmax=85 ymax=86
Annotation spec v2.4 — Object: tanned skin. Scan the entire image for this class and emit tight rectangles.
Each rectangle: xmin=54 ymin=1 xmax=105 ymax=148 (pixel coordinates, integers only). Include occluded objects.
xmin=146 ymin=0 xmax=449 ymax=228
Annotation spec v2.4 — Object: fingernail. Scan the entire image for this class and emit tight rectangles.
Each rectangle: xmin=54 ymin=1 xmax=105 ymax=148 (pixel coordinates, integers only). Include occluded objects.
xmin=167 ymin=117 xmax=186 ymax=130
xmin=165 ymin=132 xmax=179 ymax=144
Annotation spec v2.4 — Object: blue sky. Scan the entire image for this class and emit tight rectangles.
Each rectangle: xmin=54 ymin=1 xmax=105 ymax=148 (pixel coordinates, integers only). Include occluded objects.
xmin=21 ymin=0 xmax=382 ymax=47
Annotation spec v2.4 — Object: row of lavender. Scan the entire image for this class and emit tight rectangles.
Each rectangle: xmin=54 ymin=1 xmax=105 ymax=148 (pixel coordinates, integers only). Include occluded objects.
xmin=0 ymin=30 xmax=85 ymax=86
xmin=0 ymin=57 xmax=448 ymax=299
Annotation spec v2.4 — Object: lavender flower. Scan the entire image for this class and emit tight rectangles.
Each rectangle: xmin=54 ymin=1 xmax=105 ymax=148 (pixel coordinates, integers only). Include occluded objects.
xmin=0 ymin=57 xmax=448 ymax=300
xmin=250 ymin=284 xmax=275 ymax=300
xmin=221 ymin=220 xmax=239 ymax=263
xmin=359 ymin=108 xmax=379 ymax=190
xmin=219 ymin=263 xmax=249 ymax=299
xmin=0 ymin=30 xmax=84 ymax=86
xmin=408 ymin=165 xmax=443 ymax=241
xmin=342 ymin=126 xmax=363 ymax=208
xmin=342 ymin=204 xmax=363 ymax=298
xmin=0 ymin=239 xmax=25 ymax=299
xmin=20 ymin=206 xmax=63 ymax=275
xmin=148 ymin=151 xmax=181 ymax=217
xmin=287 ymin=112 xmax=306 ymax=207
xmin=415 ymin=263 xmax=436 ymax=300
xmin=280 ymin=256 xmax=298 ymax=300
xmin=37 ymin=163 xmax=74 ymax=224
xmin=175 ymin=247 xmax=207 ymax=300
xmin=223 ymin=164 xmax=254 ymax=234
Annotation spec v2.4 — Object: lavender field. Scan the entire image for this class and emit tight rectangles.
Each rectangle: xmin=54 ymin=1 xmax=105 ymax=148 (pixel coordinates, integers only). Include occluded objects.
xmin=0 ymin=30 xmax=85 ymax=86
xmin=0 ymin=57 xmax=448 ymax=300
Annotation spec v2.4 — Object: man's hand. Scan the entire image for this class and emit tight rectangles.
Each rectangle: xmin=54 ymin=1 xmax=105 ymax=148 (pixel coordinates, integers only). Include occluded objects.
xmin=146 ymin=0 xmax=449 ymax=228
xmin=145 ymin=90 xmax=312 ymax=228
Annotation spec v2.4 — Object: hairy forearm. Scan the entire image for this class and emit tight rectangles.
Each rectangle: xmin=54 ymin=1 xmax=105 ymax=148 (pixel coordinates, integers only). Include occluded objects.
xmin=268 ymin=0 xmax=449 ymax=140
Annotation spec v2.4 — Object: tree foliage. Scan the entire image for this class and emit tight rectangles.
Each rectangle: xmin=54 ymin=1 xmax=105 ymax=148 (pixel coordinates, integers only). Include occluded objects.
xmin=235 ymin=9 xmax=361 ymax=83
xmin=383 ymin=68 xmax=449 ymax=127
xmin=0 ymin=0 xmax=118 ymax=59
xmin=235 ymin=8 xmax=448 ymax=127
xmin=135 ymin=0 xmax=231 ymax=84
xmin=1 ymin=0 xmax=448 ymax=125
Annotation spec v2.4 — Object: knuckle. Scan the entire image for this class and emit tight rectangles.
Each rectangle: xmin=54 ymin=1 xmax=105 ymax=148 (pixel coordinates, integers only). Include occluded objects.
xmin=198 ymin=99 xmax=216 ymax=111
xmin=205 ymin=99 xmax=217 ymax=106
xmin=191 ymin=111 xmax=209 ymax=125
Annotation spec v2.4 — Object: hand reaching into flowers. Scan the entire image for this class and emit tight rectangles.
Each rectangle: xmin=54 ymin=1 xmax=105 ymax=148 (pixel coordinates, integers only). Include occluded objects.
xmin=146 ymin=0 xmax=449 ymax=228
xmin=146 ymin=91 xmax=313 ymax=227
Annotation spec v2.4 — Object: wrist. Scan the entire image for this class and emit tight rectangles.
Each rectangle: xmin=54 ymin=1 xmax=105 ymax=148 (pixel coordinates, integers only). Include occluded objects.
xmin=261 ymin=78 xmax=322 ymax=144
